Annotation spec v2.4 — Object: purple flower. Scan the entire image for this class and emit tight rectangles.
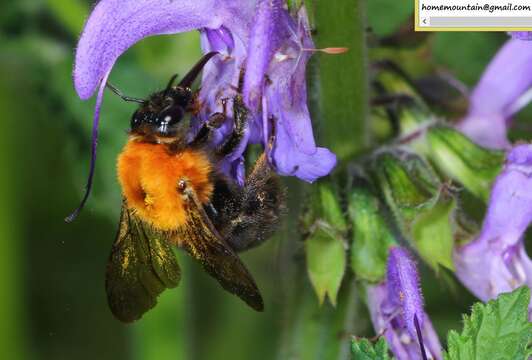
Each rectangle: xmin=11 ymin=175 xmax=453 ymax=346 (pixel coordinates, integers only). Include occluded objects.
xmin=367 ymin=247 xmax=442 ymax=360
xmin=457 ymin=39 xmax=532 ymax=149
xmin=509 ymin=32 xmax=532 ymax=41
xmin=454 ymin=145 xmax=532 ymax=318
xmin=73 ymin=0 xmax=335 ymax=195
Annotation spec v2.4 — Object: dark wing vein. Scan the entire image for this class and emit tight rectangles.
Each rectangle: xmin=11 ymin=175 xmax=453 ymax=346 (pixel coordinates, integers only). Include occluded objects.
xmin=105 ymin=202 xmax=181 ymax=323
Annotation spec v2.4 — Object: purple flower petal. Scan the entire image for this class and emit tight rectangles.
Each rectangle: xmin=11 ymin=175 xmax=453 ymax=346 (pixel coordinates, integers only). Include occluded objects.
xmin=367 ymin=283 xmax=442 ymax=360
xmin=251 ymin=7 xmax=336 ymax=182
xmin=198 ymin=2 xmax=336 ymax=182
xmin=386 ymin=246 xmax=425 ymax=339
xmin=74 ymin=0 xmax=237 ymax=99
xmin=243 ymin=0 xmax=284 ymax=112
xmin=454 ymin=145 xmax=532 ymax=316
xmin=458 ymin=40 xmax=532 ymax=148
xmin=65 ymin=70 xmax=110 ymax=222
xmin=509 ymin=32 xmax=532 ymax=41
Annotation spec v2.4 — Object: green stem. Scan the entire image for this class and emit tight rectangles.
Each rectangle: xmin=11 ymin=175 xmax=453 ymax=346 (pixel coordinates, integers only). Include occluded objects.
xmin=279 ymin=0 xmax=370 ymax=359
xmin=0 ymin=69 xmax=27 ymax=360
xmin=314 ymin=0 xmax=370 ymax=160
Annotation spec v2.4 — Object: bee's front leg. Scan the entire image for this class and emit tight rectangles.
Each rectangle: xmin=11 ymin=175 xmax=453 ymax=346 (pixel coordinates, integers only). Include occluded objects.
xmin=190 ymin=99 xmax=228 ymax=147
xmin=216 ymin=95 xmax=248 ymax=157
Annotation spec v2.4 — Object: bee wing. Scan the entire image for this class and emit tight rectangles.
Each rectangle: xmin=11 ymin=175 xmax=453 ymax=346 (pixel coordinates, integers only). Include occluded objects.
xmin=106 ymin=201 xmax=181 ymax=322
xmin=177 ymin=186 xmax=264 ymax=311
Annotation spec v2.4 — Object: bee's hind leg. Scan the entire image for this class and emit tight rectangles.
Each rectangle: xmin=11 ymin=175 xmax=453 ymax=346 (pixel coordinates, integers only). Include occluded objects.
xmin=223 ymin=153 xmax=286 ymax=252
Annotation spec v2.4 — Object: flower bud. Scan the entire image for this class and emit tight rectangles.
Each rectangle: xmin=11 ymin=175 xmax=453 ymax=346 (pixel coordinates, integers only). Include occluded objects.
xmin=373 ymin=63 xmax=434 ymax=139
xmin=371 ymin=150 xmax=455 ymax=271
xmin=347 ymin=173 xmax=396 ymax=282
xmin=426 ymin=125 xmax=504 ymax=201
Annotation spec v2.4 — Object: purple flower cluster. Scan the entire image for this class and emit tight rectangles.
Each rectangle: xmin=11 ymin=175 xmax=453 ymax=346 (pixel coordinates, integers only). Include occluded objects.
xmin=74 ymin=0 xmax=335 ymax=188
xmin=367 ymin=247 xmax=442 ymax=360
xmin=458 ymin=39 xmax=532 ymax=149
xmin=455 ymin=34 xmax=532 ymax=318
xmin=454 ymin=145 xmax=532 ymax=316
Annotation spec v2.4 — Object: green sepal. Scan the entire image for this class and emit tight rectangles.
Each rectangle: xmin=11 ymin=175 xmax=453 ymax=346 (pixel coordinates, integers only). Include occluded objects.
xmin=372 ymin=62 xmax=434 ymax=138
xmin=411 ymin=190 xmax=455 ymax=271
xmin=444 ymin=287 xmax=532 ymax=360
xmin=371 ymin=150 xmax=456 ymax=271
xmin=347 ymin=177 xmax=396 ymax=282
xmin=372 ymin=151 xmax=438 ymax=225
xmin=303 ymin=182 xmax=348 ymax=306
xmin=426 ymin=125 xmax=504 ymax=202
xmin=351 ymin=337 xmax=393 ymax=360
xmin=305 ymin=225 xmax=346 ymax=306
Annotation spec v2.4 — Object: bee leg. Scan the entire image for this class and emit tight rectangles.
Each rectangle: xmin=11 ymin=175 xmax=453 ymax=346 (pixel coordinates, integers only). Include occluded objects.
xmin=216 ymin=95 xmax=248 ymax=157
xmin=223 ymin=153 xmax=285 ymax=252
xmin=190 ymin=99 xmax=228 ymax=147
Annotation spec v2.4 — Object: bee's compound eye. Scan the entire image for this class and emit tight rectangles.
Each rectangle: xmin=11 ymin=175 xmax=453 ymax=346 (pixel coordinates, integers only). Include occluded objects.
xmin=157 ymin=106 xmax=184 ymax=127
xmin=177 ymin=179 xmax=187 ymax=192
xmin=130 ymin=110 xmax=142 ymax=129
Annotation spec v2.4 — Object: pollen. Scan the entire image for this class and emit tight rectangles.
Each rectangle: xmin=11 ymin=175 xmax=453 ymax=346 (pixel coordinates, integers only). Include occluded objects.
xmin=117 ymin=140 xmax=213 ymax=231
xmin=144 ymin=193 xmax=155 ymax=208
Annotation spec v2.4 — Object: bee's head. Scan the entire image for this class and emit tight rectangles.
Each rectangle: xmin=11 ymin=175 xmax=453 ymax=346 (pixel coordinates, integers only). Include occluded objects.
xmin=130 ymin=86 xmax=191 ymax=138
xmin=107 ymin=51 xmax=219 ymax=139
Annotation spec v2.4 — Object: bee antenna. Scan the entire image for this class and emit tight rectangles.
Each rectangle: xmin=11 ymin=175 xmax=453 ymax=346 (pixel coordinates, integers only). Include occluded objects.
xmin=164 ymin=73 xmax=179 ymax=97
xmin=178 ymin=51 xmax=219 ymax=89
xmin=106 ymin=82 xmax=145 ymax=104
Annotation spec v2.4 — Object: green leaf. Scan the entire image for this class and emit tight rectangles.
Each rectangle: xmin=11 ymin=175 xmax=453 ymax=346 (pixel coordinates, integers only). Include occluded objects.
xmin=348 ymin=184 xmax=395 ymax=282
xmin=351 ymin=337 xmax=393 ymax=360
xmin=445 ymin=287 xmax=532 ymax=360
xmin=305 ymin=225 xmax=346 ymax=306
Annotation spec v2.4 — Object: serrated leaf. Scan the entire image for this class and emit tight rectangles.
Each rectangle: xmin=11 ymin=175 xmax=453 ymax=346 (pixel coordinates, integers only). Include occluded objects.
xmin=351 ymin=337 xmax=393 ymax=360
xmin=445 ymin=287 xmax=532 ymax=360
xmin=305 ymin=226 xmax=346 ymax=306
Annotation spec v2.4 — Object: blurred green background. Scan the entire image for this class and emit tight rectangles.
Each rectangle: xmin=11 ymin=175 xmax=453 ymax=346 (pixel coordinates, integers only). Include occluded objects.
xmin=0 ymin=0 xmax=522 ymax=359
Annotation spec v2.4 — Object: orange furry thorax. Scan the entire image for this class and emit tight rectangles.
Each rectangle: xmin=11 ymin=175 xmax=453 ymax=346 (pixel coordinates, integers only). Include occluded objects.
xmin=117 ymin=140 xmax=213 ymax=231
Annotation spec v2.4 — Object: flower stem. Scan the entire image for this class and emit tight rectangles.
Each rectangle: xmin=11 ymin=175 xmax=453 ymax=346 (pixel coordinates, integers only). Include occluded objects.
xmin=0 ymin=71 xmax=27 ymax=360
xmin=313 ymin=0 xmax=370 ymax=160
xmin=279 ymin=0 xmax=370 ymax=358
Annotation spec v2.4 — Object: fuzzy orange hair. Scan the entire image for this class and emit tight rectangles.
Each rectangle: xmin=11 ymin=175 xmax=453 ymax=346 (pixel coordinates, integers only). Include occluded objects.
xmin=117 ymin=141 xmax=213 ymax=231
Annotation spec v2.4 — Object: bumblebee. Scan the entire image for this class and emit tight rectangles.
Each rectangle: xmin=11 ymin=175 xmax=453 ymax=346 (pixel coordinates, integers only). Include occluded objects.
xmin=106 ymin=52 xmax=284 ymax=322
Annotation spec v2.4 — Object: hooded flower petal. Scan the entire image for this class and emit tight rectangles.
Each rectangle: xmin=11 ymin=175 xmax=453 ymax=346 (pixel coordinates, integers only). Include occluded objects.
xmin=246 ymin=6 xmax=337 ymax=182
xmin=454 ymin=144 xmax=532 ymax=316
xmin=243 ymin=0 xmax=284 ymax=112
xmin=74 ymin=0 xmax=238 ymax=99
xmin=458 ymin=39 xmax=532 ymax=148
